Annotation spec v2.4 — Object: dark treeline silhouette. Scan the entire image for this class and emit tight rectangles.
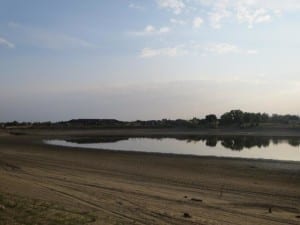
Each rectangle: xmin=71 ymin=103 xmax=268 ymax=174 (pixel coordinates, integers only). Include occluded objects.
xmin=1 ymin=109 xmax=300 ymax=129
xmin=66 ymin=135 xmax=300 ymax=151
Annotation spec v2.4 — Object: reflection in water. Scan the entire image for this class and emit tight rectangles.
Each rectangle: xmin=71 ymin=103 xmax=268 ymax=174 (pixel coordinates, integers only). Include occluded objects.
xmin=66 ymin=136 xmax=300 ymax=151
xmin=46 ymin=135 xmax=300 ymax=161
xmin=213 ymin=136 xmax=270 ymax=151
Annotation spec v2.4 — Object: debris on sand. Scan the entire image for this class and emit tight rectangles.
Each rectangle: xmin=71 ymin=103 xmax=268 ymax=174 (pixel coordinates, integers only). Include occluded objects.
xmin=191 ymin=198 xmax=203 ymax=202
xmin=183 ymin=213 xmax=191 ymax=218
xmin=0 ymin=204 xmax=5 ymax=210
xmin=268 ymin=207 xmax=272 ymax=213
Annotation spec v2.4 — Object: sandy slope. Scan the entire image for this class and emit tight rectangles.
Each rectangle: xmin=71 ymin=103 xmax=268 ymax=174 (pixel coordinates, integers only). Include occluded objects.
xmin=0 ymin=130 xmax=300 ymax=225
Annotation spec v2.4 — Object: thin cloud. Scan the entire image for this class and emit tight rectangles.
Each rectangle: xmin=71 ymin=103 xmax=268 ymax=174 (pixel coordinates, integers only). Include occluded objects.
xmin=206 ymin=1 xmax=273 ymax=28
xmin=205 ymin=43 xmax=240 ymax=54
xmin=205 ymin=43 xmax=259 ymax=55
xmin=236 ymin=3 xmax=272 ymax=28
xmin=170 ymin=18 xmax=186 ymax=25
xmin=193 ymin=17 xmax=204 ymax=28
xmin=139 ymin=42 xmax=259 ymax=57
xmin=0 ymin=37 xmax=15 ymax=48
xmin=157 ymin=0 xmax=185 ymax=15
xmin=140 ymin=46 xmax=187 ymax=58
xmin=208 ymin=0 xmax=231 ymax=29
xmin=130 ymin=25 xmax=171 ymax=36
xmin=129 ymin=3 xmax=144 ymax=10
xmin=161 ymin=0 xmax=300 ymax=28
xmin=8 ymin=22 xmax=94 ymax=49
xmin=246 ymin=49 xmax=259 ymax=55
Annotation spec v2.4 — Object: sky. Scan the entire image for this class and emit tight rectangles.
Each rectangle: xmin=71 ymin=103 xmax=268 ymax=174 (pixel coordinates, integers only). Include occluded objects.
xmin=0 ymin=0 xmax=300 ymax=122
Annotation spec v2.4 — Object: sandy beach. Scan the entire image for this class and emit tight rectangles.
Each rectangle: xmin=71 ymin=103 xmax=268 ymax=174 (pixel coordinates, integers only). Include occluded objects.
xmin=0 ymin=129 xmax=300 ymax=225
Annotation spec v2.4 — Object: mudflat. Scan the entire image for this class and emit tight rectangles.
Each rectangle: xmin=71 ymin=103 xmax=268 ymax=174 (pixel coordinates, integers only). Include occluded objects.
xmin=0 ymin=129 xmax=300 ymax=225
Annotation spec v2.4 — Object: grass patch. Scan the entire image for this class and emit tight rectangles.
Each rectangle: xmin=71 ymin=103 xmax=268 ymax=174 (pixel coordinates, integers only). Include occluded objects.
xmin=0 ymin=192 xmax=96 ymax=225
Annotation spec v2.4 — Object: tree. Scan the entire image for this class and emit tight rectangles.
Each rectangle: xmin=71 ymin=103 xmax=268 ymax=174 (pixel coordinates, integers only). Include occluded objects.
xmin=205 ymin=114 xmax=218 ymax=128
xmin=220 ymin=110 xmax=244 ymax=126
xmin=205 ymin=114 xmax=217 ymax=123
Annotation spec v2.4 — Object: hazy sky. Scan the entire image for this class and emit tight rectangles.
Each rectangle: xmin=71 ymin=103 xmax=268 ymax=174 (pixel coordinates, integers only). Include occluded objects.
xmin=1 ymin=0 xmax=300 ymax=121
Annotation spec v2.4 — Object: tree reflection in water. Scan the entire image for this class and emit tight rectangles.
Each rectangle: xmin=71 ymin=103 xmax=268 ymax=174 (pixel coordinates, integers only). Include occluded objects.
xmin=66 ymin=135 xmax=300 ymax=151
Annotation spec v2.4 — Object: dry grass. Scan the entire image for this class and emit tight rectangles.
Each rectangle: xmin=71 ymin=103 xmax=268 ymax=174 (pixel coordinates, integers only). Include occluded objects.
xmin=0 ymin=192 xmax=96 ymax=225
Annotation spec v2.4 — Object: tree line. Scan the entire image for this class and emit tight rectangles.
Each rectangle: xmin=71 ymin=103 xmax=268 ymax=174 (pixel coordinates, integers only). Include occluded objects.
xmin=205 ymin=110 xmax=300 ymax=128
xmin=1 ymin=110 xmax=300 ymax=129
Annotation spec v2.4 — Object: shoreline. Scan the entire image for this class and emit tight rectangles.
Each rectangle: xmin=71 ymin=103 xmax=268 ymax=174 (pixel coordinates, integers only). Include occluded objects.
xmin=4 ymin=128 xmax=300 ymax=168
xmin=1 ymin=130 xmax=300 ymax=224
xmin=5 ymin=126 xmax=300 ymax=138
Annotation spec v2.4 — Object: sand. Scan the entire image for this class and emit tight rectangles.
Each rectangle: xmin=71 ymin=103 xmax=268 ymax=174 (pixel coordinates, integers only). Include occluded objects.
xmin=0 ymin=129 xmax=300 ymax=225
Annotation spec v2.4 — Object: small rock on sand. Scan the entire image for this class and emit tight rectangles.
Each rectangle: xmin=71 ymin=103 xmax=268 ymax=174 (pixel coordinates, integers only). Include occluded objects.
xmin=183 ymin=213 xmax=191 ymax=218
xmin=191 ymin=198 xmax=203 ymax=202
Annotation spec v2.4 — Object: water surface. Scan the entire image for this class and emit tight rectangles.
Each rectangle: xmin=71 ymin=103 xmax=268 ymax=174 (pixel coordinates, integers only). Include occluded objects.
xmin=45 ymin=136 xmax=300 ymax=161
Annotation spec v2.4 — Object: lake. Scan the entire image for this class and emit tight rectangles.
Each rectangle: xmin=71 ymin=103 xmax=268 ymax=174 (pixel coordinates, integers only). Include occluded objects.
xmin=45 ymin=136 xmax=300 ymax=161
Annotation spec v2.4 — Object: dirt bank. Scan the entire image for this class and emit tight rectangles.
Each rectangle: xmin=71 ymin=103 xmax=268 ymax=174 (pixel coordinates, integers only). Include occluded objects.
xmin=0 ymin=131 xmax=300 ymax=225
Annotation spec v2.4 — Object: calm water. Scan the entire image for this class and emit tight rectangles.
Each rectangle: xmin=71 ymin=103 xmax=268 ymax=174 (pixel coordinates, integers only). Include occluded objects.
xmin=45 ymin=136 xmax=300 ymax=161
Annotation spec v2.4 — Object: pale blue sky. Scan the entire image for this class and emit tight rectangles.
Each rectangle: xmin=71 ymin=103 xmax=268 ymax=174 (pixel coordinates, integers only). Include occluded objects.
xmin=1 ymin=0 xmax=300 ymax=121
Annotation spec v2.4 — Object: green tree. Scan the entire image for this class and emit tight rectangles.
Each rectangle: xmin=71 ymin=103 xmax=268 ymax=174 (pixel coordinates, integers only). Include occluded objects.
xmin=205 ymin=114 xmax=218 ymax=128
xmin=220 ymin=110 xmax=244 ymax=126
